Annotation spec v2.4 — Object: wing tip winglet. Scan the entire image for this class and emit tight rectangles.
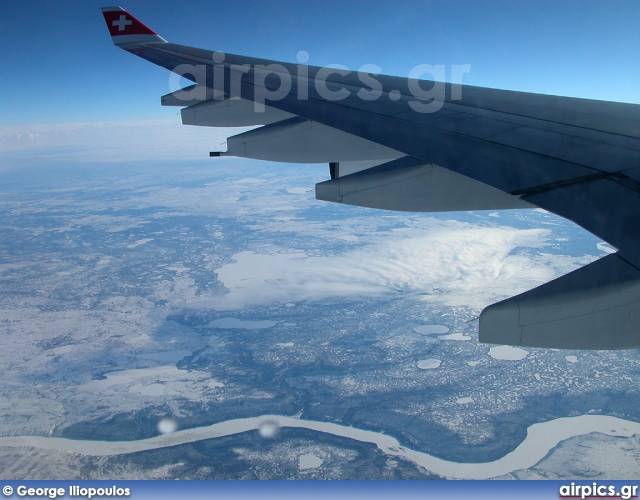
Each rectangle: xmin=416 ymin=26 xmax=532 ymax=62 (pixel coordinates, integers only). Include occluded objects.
xmin=101 ymin=6 xmax=167 ymax=46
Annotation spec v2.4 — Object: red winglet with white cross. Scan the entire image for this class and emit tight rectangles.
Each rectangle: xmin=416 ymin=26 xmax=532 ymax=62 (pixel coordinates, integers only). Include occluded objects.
xmin=101 ymin=6 xmax=166 ymax=46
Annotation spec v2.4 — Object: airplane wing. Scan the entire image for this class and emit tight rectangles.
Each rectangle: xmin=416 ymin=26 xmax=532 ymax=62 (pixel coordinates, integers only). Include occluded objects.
xmin=101 ymin=6 xmax=640 ymax=349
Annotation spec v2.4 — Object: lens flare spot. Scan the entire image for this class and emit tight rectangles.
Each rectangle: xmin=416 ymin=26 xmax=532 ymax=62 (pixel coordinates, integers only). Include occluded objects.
xmin=157 ymin=418 xmax=178 ymax=434
xmin=258 ymin=420 xmax=280 ymax=439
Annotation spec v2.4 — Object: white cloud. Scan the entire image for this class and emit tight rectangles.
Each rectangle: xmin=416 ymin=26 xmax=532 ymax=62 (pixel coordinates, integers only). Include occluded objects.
xmin=190 ymin=224 xmax=597 ymax=311
xmin=0 ymin=120 xmax=252 ymax=170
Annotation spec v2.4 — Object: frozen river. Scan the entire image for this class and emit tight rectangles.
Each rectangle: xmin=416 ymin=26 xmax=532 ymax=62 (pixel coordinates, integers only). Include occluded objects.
xmin=1 ymin=414 xmax=638 ymax=479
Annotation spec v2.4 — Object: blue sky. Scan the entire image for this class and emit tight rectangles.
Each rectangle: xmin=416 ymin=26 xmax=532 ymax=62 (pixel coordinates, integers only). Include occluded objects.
xmin=1 ymin=0 xmax=639 ymax=126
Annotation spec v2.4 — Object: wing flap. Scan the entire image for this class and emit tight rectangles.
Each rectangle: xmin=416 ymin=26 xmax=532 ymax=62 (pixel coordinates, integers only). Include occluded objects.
xmin=161 ymin=85 xmax=223 ymax=106
xmin=479 ymin=254 xmax=640 ymax=349
xmin=316 ymin=157 xmax=533 ymax=212
xmin=182 ymin=98 xmax=295 ymax=127
xmin=217 ymin=118 xmax=404 ymax=163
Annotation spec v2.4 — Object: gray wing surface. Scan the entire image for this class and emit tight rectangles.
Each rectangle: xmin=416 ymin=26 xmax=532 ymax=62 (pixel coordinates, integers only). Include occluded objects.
xmin=102 ymin=6 xmax=640 ymax=349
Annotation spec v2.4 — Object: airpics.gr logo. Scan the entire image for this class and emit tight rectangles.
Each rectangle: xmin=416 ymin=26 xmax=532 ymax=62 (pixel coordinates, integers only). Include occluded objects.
xmin=167 ymin=50 xmax=472 ymax=114
xmin=559 ymin=482 xmax=639 ymax=500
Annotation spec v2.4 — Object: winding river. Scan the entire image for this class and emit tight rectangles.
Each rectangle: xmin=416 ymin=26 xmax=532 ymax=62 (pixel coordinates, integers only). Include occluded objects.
xmin=1 ymin=414 xmax=638 ymax=479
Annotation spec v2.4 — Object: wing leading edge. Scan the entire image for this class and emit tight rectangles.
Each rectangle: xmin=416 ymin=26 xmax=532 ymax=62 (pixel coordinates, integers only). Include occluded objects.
xmin=101 ymin=7 xmax=640 ymax=349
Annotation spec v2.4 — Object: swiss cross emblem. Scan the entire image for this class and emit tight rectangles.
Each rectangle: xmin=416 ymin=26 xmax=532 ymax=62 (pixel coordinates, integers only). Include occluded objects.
xmin=112 ymin=15 xmax=132 ymax=32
